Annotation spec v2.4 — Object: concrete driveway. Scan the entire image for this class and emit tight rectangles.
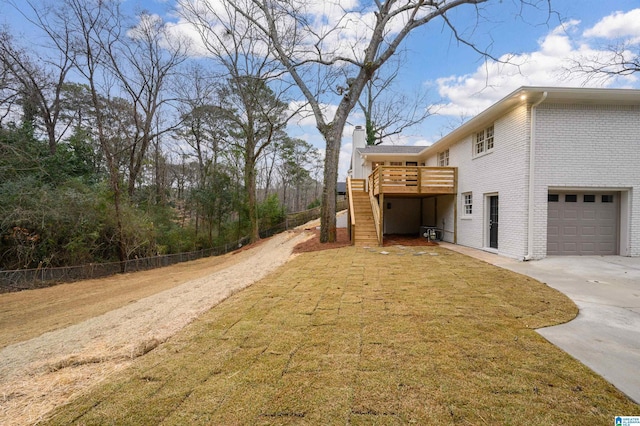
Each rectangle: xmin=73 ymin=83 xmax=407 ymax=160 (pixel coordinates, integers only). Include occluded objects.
xmin=441 ymin=243 xmax=640 ymax=404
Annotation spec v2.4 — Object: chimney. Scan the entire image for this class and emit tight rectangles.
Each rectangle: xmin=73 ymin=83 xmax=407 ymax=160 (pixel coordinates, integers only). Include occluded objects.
xmin=351 ymin=126 xmax=367 ymax=179
xmin=353 ymin=125 xmax=366 ymax=149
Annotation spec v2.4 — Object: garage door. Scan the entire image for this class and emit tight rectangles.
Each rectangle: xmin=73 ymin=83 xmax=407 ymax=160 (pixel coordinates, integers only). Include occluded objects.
xmin=547 ymin=192 xmax=618 ymax=255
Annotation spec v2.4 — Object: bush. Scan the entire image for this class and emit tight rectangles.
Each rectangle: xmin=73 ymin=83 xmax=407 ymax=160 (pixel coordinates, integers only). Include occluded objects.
xmin=307 ymin=198 xmax=321 ymax=209
xmin=258 ymin=194 xmax=285 ymax=230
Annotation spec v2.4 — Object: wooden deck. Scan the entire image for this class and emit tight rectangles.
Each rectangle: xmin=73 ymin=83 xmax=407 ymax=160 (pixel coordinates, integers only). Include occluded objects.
xmin=349 ymin=166 xmax=457 ymax=246
xmin=369 ymin=166 xmax=457 ymax=196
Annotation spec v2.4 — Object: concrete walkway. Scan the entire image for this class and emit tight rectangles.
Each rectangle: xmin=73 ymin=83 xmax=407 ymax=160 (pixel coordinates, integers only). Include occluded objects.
xmin=440 ymin=242 xmax=640 ymax=404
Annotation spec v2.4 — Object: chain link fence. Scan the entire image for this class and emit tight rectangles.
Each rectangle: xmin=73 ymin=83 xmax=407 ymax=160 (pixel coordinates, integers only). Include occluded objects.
xmin=0 ymin=201 xmax=347 ymax=293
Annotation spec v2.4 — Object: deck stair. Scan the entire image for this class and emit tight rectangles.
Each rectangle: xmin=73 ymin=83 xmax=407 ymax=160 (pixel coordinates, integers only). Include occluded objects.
xmin=350 ymin=190 xmax=379 ymax=247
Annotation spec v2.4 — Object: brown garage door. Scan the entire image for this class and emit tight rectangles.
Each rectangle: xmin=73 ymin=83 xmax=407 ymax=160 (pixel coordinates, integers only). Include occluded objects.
xmin=547 ymin=192 xmax=618 ymax=255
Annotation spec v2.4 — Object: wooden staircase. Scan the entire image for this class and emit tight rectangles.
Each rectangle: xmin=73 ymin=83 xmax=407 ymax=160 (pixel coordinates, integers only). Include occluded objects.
xmin=350 ymin=190 xmax=379 ymax=247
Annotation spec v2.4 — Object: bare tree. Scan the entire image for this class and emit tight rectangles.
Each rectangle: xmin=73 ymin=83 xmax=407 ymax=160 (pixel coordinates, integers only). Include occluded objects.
xmin=568 ymin=42 xmax=640 ymax=84
xmin=0 ymin=14 xmax=74 ymax=154
xmin=356 ymin=56 xmax=435 ymax=145
xmin=220 ymin=77 xmax=290 ymax=242
xmin=102 ymin=10 xmax=189 ymax=196
xmin=174 ymin=64 xmax=231 ymax=240
xmin=5 ymin=0 xmax=189 ymax=195
xmin=174 ymin=64 xmax=226 ymax=189
xmin=277 ymin=137 xmax=315 ymax=211
xmin=54 ymin=0 xmax=129 ymax=264
xmin=0 ymin=34 xmax=20 ymax=127
xmin=182 ymin=0 xmax=549 ymax=242
xmin=179 ymin=1 xmax=297 ymax=242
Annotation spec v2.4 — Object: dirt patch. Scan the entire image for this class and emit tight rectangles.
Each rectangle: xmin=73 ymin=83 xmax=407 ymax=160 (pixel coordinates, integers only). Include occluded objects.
xmin=0 ymin=242 xmax=270 ymax=350
xmin=0 ymin=229 xmax=313 ymax=426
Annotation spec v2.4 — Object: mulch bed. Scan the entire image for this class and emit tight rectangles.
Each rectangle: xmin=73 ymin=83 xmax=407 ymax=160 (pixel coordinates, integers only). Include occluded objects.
xmin=293 ymin=228 xmax=351 ymax=253
xmin=383 ymin=234 xmax=439 ymax=247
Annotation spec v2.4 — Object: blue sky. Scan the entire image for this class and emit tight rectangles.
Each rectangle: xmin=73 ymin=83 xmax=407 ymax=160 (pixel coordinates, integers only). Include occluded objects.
xmin=2 ymin=0 xmax=640 ymax=180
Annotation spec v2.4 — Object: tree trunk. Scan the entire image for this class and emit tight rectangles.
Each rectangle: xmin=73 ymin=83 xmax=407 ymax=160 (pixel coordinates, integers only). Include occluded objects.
xmin=113 ymin=187 xmax=127 ymax=271
xmin=154 ymin=138 xmax=164 ymax=205
xmin=319 ymin=126 xmax=341 ymax=243
xmin=245 ymin=156 xmax=260 ymax=243
xmin=46 ymin=124 xmax=57 ymax=155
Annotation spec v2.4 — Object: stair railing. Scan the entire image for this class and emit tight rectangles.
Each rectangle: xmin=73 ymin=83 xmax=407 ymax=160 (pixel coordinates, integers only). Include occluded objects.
xmin=368 ymin=177 xmax=382 ymax=245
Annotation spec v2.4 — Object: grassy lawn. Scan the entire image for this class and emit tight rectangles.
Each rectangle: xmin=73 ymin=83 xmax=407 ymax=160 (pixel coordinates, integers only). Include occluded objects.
xmin=42 ymin=245 xmax=638 ymax=425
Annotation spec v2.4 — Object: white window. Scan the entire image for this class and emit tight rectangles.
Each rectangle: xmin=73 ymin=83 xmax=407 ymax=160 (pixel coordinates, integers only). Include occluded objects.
xmin=486 ymin=125 xmax=494 ymax=150
xmin=438 ymin=149 xmax=449 ymax=166
xmin=463 ymin=192 xmax=473 ymax=216
xmin=474 ymin=124 xmax=494 ymax=156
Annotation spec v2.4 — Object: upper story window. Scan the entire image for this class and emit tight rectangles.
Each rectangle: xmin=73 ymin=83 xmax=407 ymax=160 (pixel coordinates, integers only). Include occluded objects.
xmin=389 ymin=161 xmax=402 ymax=166
xmin=474 ymin=124 xmax=494 ymax=157
xmin=438 ymin=149 xmax=450 ymax=166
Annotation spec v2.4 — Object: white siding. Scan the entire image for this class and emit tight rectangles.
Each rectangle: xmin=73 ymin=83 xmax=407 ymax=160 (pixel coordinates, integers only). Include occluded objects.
xmin=533 ymin=103 xmax=640 ymax=257
xmin=430 ymin=105 xmax=530 ymax=258
xmin=352 ymin=91 xmax=640 ymax=259
xmin=437 ymin=195 xmax=456 ymax=243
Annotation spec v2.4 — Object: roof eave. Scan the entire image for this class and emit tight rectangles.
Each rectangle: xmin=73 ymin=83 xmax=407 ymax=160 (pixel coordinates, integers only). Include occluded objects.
xmin=422 ymin=86 xmax=640 ymax=156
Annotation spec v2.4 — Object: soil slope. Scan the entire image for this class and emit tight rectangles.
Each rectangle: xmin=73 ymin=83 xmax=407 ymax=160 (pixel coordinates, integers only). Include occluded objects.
xmin=0 ymin=229 xmax=312 ymax=426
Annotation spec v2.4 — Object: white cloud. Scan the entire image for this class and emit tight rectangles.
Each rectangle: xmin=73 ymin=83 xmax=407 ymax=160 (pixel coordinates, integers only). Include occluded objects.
xmin=171 ymin=0 xmax=459 ymax=66
xmin=584 ymin=8 xmax=640 ymax=43
xmin=431 ymin=18 xmax=639 ymax=118
xmin=288 ymin=100 xmax=341 ymax=128
xmin=165 ymin=20 xmax=213 ymax=57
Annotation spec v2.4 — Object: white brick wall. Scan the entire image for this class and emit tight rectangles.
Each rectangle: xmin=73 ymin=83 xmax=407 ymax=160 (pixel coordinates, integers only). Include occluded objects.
xmin=533 ymin=103 xmax=640 ymax=257
xmin=353 ymin=98 xmax=640 ymax=258
xmin=426 ymin=105 xmax=530 ymax=258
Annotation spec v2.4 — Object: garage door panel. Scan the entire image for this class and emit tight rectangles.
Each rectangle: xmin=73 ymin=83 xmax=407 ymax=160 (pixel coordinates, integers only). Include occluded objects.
xmin=600 ymin=226 xmax=615 ymax=236
xmin=599 ymin=210 xmax=616 ymax=220
xmin=599 ymin=242 xmax=615 ymax=252
xmin=547 ymin=192 xmax=618 ymax=256
xmin=581 ymin=243 xmax=595 ymax=253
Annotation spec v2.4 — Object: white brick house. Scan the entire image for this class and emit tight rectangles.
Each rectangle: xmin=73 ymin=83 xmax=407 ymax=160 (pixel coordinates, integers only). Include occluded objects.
xmin=349 ymin=86 xmax=640 ymax=259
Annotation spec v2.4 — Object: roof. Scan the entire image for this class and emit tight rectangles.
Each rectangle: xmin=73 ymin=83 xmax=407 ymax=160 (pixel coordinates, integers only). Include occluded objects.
xmin=336 ymin=181 xmax=346 ymax=194
xmin=422 ymin=86 xmax=640 ymax=156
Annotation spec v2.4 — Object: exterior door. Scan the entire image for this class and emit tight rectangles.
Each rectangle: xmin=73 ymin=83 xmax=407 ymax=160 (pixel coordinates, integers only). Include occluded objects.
xmin=489 ymin=195 xmax=499 ymax=249
xmin=547 ymin=192 xmax=619 ymax=255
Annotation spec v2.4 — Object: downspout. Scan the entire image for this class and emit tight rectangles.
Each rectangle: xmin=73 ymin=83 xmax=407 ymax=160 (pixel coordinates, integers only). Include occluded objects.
xmin=524 ymin=91 xmax=548 ymax=260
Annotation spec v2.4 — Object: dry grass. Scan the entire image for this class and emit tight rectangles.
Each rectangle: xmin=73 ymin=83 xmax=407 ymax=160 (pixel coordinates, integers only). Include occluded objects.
xmin=40 ymin=245 xmax=638 ymax=425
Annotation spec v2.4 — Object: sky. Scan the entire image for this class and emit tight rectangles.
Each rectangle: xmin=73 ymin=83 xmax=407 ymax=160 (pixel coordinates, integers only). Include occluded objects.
xmin=2 ymin=0 xmax=640 ymax=181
